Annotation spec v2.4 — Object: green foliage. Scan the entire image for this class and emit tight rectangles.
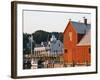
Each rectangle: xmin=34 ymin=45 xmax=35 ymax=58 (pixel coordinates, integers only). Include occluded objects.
xmin=32 ymin=30 xmax=49 ymax=44
xmin=23 ymin=33 xmax=30 ymax=54
xmin=58 ymin=32 xmax=63 ymax=42
xmin=23 ymin=33 xmax=30 ymax=49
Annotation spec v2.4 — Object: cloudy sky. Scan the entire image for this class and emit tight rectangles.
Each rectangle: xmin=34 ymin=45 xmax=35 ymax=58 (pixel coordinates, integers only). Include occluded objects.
xmin=23 ymin=10 xmax=91 ymax=34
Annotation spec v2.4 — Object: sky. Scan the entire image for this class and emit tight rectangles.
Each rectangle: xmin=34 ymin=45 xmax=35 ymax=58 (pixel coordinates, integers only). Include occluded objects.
xmin=23 ymin=10 xmax=91 ymax=34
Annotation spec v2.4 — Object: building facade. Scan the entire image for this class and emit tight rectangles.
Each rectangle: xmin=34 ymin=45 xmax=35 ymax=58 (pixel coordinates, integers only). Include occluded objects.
xmin=50 ymin=35 xmax=64 ymax=54
xmin=63 ymin=19 xmax=91 ymax=66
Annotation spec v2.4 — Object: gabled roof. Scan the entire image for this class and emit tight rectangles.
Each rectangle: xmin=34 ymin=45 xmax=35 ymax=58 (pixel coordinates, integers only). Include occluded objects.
xmin=77 ymin=30 xmax=91 ymax=46
xmin=71 ymin=21 xmax=91 ymax=34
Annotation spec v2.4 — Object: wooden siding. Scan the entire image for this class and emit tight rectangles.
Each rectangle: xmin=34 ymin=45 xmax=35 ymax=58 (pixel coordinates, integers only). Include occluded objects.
xmin=63 ymin=21 xmax=91 ymax=66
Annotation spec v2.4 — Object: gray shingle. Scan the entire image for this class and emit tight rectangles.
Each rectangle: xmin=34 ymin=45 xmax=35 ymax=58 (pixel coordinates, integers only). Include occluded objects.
xmin=71 ymin=21 xmax=91 ymax=34
xmin=77 ymin=30 xmax=91 ymax=45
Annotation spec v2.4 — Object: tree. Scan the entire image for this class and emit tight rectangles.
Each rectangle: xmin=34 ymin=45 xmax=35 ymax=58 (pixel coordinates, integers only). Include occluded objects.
xmin=32 ymin=30 xmax=49 ymax=44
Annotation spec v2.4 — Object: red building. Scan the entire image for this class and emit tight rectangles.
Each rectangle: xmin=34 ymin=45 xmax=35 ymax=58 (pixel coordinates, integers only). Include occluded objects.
xmin=63 ymin=19 xmax=91 ymax=67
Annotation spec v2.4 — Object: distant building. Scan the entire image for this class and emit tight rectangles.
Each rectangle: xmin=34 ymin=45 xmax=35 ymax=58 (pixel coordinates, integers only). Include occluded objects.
xmin=33 ymin=34 xmax=64 ymax=55
xmin=63 ymin=18 xmax=91 ymax=66
xmin=50 ymin=35 xmax=64 ymax=54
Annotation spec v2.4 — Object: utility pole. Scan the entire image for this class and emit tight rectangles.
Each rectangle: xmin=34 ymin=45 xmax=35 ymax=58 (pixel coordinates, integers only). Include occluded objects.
xmin=31 ymin=34 xmax=33 ymax=55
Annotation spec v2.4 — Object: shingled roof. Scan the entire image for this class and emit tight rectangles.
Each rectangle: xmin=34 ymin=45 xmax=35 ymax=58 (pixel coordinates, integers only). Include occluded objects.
xmin=77 ymin=30 xmax=91 ymax=46
xmin=71 ymin=21 xmax=91 ymax=34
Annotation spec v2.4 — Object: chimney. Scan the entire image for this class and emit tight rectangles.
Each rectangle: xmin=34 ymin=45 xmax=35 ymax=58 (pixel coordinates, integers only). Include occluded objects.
xmin=83 ymin=17 xmax=87 ymax=25
xmin=69 ymin=18 xmax=71 ymax=21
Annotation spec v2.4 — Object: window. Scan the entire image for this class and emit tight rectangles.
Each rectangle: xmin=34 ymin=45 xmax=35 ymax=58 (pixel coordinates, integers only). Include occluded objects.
xmin=69 ymin=32 xmax=72 ymax=41
xmin=89 ymin=48 xmax=91 ymax=53
xmin=67 ymin=31 xmax=72 ymax=41
xmin=64 ymin=49 xmax=67 ymax=53
xmin=59 ymin=44 xmax=60 ymax=47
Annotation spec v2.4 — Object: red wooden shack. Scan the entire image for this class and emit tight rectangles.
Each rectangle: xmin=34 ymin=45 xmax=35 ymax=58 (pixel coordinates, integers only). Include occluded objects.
xmin=63 ymin=19 xmax=91 ymax=66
